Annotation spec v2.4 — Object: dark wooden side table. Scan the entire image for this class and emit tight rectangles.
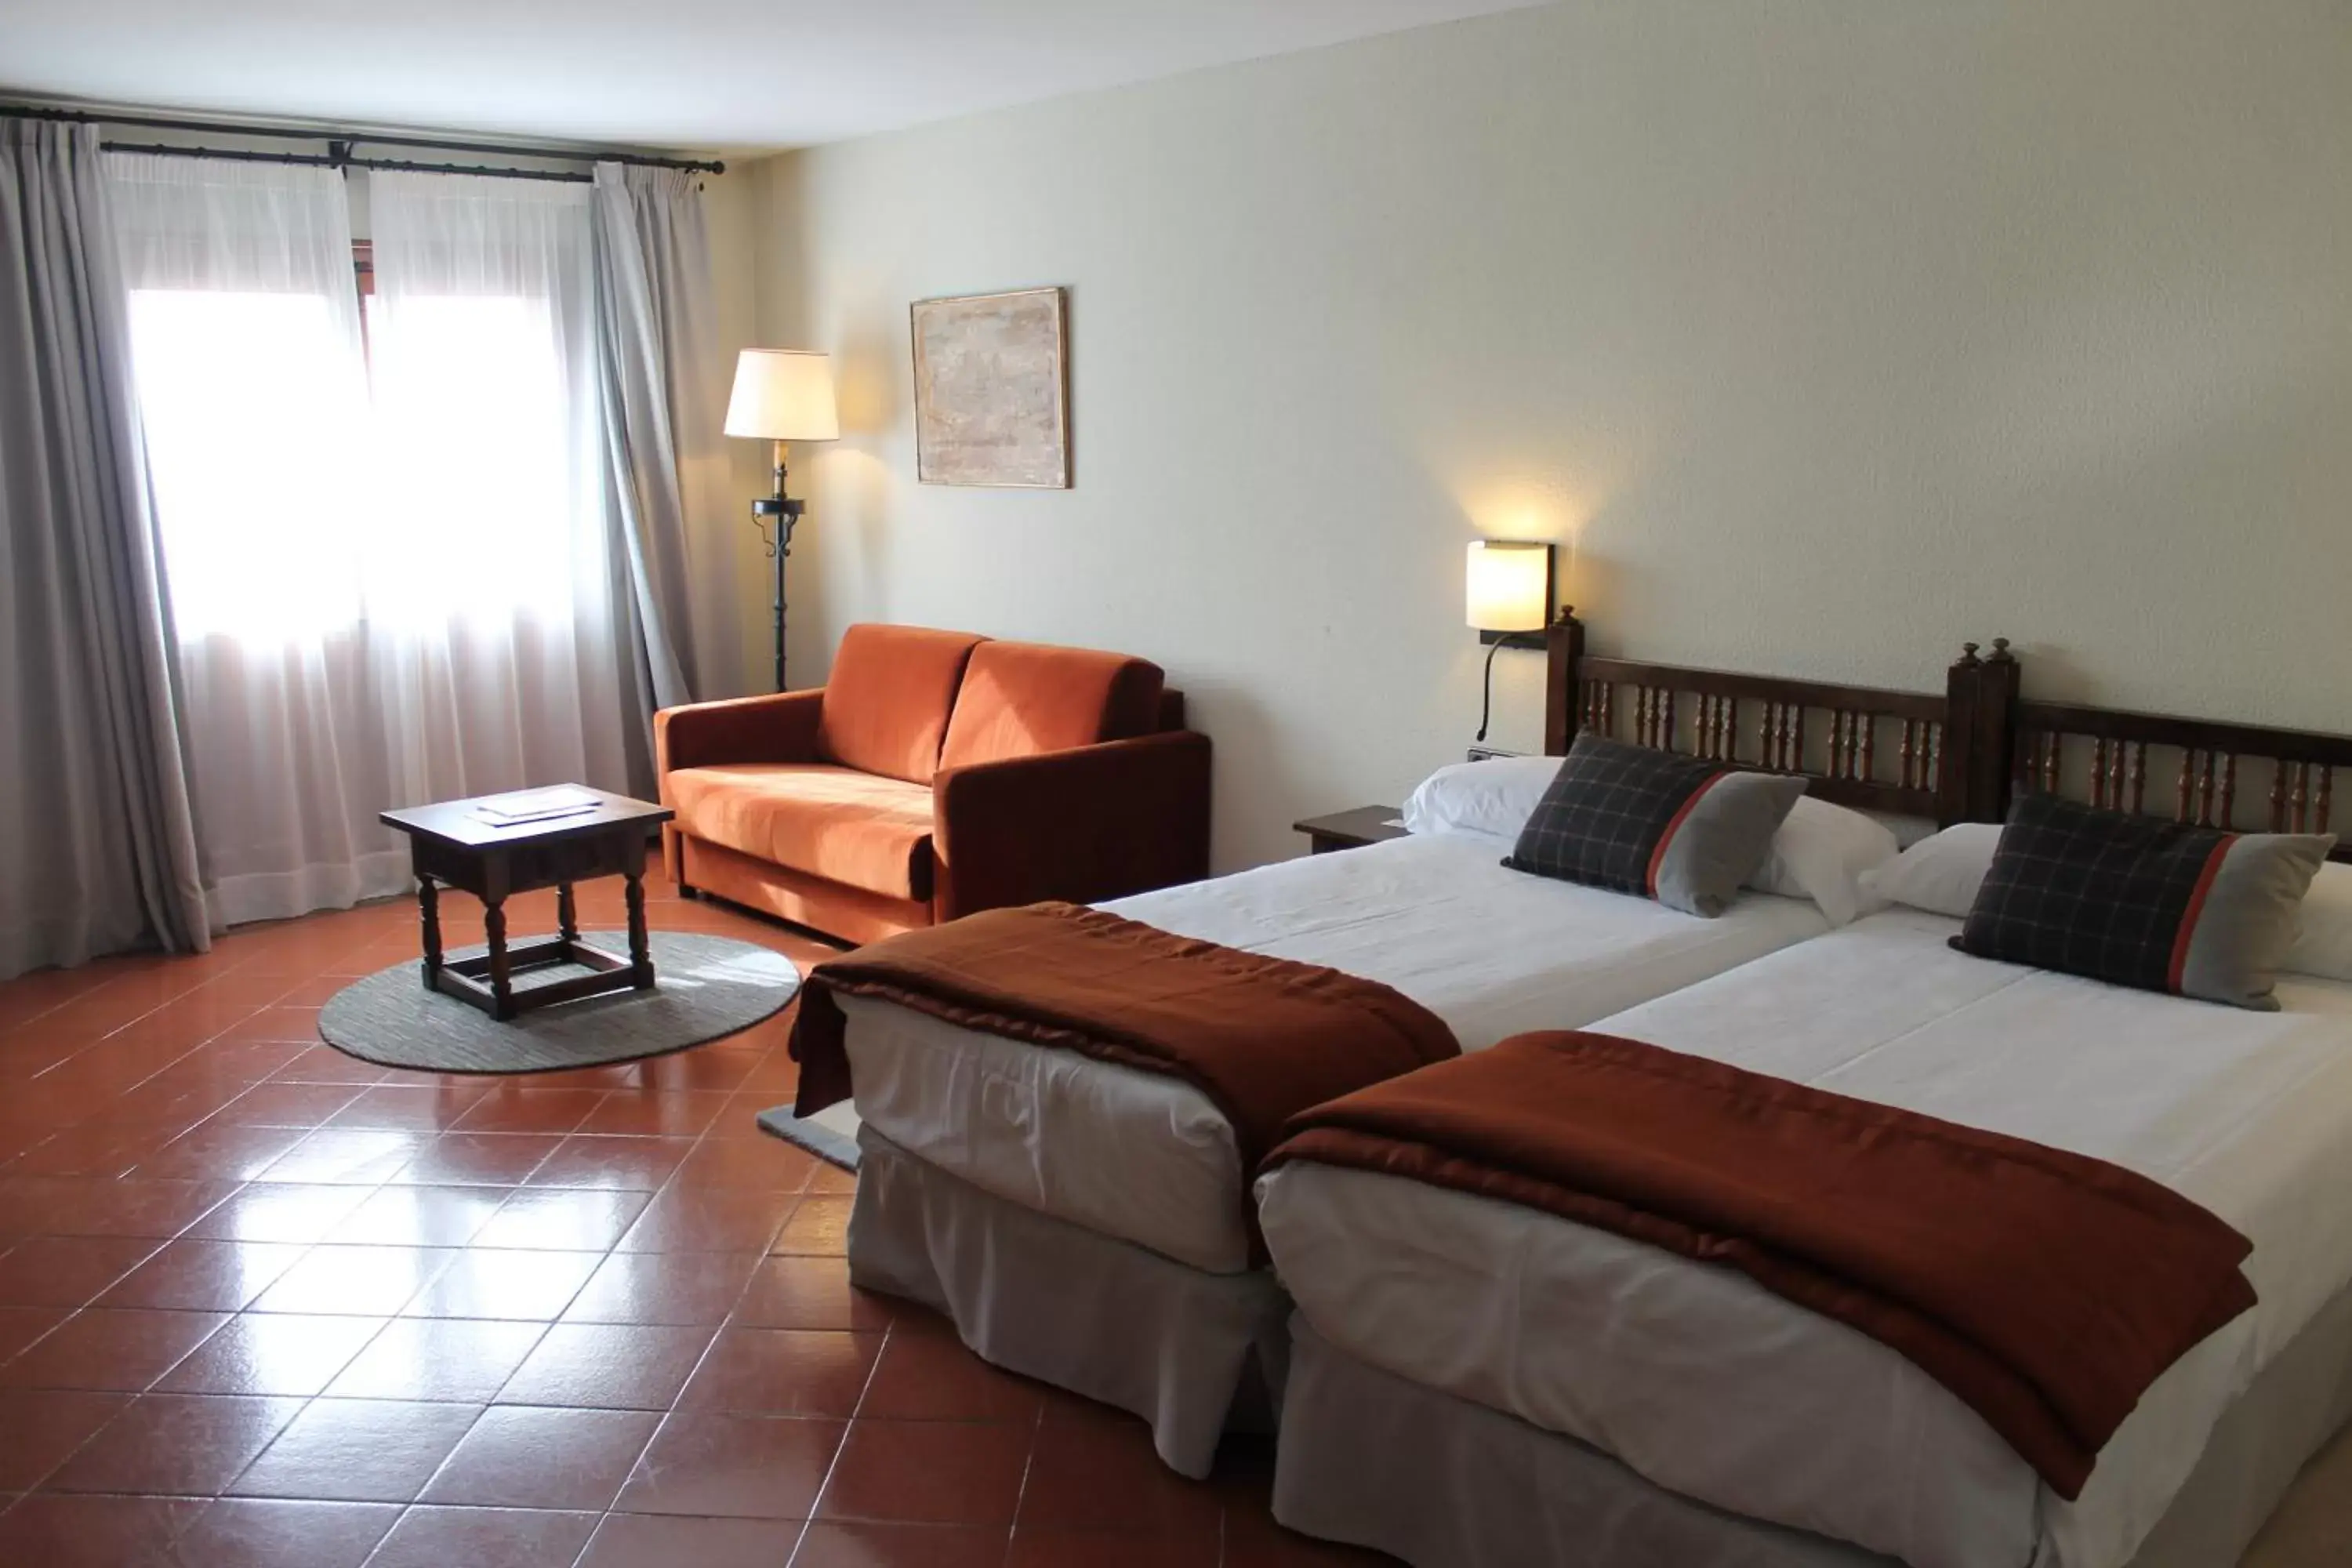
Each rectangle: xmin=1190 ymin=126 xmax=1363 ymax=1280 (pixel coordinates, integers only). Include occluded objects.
xmin=1292 ymin=805 xmax=1410 ymax=855
xmin=379 ymin=787 xmax=675 ymax=1022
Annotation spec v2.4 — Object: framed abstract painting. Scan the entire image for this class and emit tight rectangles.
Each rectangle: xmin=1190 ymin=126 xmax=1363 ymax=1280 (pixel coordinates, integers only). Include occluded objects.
xmin=910 ymin=286 xmax=1070 ymax=488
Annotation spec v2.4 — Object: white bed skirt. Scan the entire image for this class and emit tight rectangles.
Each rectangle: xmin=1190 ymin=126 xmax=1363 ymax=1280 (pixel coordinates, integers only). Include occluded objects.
xmin=1273 ymin=1284 xmax=2352 ymax=1568
xmin=848 ymin=1122 xmax=1290 ymax=1477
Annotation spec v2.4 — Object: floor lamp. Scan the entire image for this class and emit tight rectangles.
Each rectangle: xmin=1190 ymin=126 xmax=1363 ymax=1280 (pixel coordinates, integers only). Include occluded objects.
xmin=724 ymin=348 xmax=840 ymax=691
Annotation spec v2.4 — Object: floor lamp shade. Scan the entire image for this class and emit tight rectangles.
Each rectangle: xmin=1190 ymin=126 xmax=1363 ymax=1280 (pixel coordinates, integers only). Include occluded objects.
xmin=725 ymin=350 xmax=839 ymax=442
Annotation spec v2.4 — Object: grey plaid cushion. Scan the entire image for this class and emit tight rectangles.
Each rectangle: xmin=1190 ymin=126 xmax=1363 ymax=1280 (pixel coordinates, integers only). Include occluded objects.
xmin=1504 ymin=734 xmax=1806 ymax=917
xmin=1954 ymin=793 xmax=2335 ymax=1009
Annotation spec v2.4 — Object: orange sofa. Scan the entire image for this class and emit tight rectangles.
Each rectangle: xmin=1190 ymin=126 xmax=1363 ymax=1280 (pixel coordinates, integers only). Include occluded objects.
xmin=654 ymin=623 xmax=1213 ymax=945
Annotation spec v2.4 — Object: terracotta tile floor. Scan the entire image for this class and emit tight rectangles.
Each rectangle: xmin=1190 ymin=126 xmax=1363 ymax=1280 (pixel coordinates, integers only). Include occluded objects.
xmin=0 ymin=878 xmax=1380 ymax=1567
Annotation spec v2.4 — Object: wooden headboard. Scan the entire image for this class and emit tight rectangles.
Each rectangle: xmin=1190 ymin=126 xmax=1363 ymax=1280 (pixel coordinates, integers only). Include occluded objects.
xmin=2005 ymin=695 xmax=2351 ymax=862
xmin=1541 ymin=617 xmax=2017 ymax=827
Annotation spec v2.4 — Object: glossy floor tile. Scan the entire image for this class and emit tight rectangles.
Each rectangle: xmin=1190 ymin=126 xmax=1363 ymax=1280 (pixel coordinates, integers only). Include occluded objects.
xmin=0 ymin=878 xmax=1384 ymax=1564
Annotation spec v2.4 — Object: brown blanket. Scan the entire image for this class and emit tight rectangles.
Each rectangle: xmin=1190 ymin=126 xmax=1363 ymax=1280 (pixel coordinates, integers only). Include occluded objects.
xmin=1264 ymin=1030 xmax=2257 ymax=1499
xmin=790 ymin=901 xmax=1459 ymax=1182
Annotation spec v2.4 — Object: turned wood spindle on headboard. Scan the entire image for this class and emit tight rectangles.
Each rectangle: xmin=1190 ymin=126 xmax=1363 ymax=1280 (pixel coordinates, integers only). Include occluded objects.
xmin=2268 ymin=761 xmax=2335 ymax=835
xmin=1635 ymin=686 xmax=1675 ymax=751
xmin=1757 ymin=702 xmax=1802 ymax=774
xmin=1828 ymin=710 xmax=1875 ymax=783
xmin=2176 ymin=749 xmax=2240 ymax=829
xmin=1700 ymin=693 xmax=1736 ymax=762
xmin=2016 ymin=730 xmax=2061 ymax=796
xmin=1578 ymin=679 xmax=1610 ymax=739
xmin=2086 ymin=738 xmax=2148 ymax=814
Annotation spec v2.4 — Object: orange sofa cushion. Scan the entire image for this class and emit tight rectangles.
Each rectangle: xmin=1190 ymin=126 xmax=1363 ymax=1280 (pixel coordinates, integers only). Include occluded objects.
xmin=666 ymin=763 xmax=937 ymax=902
xmin=816 ymin=623 xmax=984 ymax=784
xmin=938 ymin=641 xmax=1167 ymax=771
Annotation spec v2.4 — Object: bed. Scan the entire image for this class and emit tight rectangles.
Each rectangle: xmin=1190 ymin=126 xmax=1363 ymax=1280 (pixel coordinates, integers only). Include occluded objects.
xmin=1258 ymin=695 xmax=2352 ymax=1568
xmin=836 ymin=625 xmax=2020 ymax=1475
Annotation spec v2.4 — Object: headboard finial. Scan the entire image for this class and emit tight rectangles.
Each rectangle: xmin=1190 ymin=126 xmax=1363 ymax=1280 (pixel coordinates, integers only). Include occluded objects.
xmin=1944 ymin=640 xmax=2023 ymax=826
xmin=1542 ymin=612 xmax=1588 ymax=757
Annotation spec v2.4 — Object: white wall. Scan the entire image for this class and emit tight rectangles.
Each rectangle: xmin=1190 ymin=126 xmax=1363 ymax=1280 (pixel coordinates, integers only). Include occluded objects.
xmin=745 ymin=0 xmax=2352 ymax=872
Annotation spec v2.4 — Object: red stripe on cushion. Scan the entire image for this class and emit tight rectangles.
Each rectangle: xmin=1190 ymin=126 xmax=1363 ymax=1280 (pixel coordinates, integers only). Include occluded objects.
xmin=2167 ymin=836 xmax=2238 ymax=994
xmin=1646 ymin=772 xmax=1729 ymax=898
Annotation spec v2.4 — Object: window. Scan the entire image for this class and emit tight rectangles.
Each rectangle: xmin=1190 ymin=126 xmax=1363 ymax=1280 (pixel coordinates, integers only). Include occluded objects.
xmin=118 ymin=182 xmax=601 ymax=647
xmin=362 ymin=287 xmax=588 ymax=627
xmin=126 ymin=287 xmax=374 ymax=642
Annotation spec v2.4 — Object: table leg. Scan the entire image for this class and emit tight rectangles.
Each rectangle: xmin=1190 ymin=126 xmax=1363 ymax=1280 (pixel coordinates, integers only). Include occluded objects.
xmin=625 ymin=872 xmax=653 ymax=990
xmin=417 ymin=877 xmax=443 ymax=989
xmin=485 ymin=898 xmax=515 ymax=1021
xmin=557 ymin=883 xmax=579 ymax=947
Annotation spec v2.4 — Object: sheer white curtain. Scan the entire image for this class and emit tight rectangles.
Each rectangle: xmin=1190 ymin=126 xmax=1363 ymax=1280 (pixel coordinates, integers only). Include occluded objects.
xmin=108 ymin=154 xmax=398 ymax=926
xmin=365 ymin=172 xmax=632 ymax=809
xmin=107 ymin=157 xmax=632 ymax=927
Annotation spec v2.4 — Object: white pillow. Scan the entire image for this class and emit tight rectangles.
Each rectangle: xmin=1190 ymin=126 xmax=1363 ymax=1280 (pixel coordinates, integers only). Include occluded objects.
xmin=2285 ymin=861 xmax=2352 ymax=982
xmin=1402 ymin=754 xmax=1562 ymax=841
xmin=1745 ymin=797 xmax=1902 ymax=926
xmin=1860 ymin=822 xmax=2003 ymax=918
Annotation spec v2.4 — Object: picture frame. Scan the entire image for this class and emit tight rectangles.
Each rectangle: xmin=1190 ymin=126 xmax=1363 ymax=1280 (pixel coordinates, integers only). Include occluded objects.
xmin=909 ymin=286 xmax=1071 ymax=488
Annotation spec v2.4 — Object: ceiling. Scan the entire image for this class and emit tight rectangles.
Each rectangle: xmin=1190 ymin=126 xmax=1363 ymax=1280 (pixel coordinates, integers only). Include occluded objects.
xmin=0 ymin=0 xmax=1546 ymax=153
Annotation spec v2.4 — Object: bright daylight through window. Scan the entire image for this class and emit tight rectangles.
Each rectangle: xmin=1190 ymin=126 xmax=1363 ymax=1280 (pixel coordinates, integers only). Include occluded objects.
xmin=128 ymin=281 xmax=583 ymax=641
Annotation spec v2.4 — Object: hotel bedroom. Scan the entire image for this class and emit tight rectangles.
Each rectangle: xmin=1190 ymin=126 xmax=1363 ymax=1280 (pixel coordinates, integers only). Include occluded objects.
xmin=1 ymin=2 xmax=2347 ymax=1566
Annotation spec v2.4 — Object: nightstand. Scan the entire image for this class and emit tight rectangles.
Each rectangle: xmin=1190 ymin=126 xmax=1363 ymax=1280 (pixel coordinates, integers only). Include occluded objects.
xmin=1293 ymin=806 xmax=1410 ymax=855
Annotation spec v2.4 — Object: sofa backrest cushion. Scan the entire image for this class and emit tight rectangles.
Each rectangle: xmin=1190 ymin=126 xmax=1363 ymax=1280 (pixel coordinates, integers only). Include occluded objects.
xmin=938 ymin=640 xmax=1167 ymax=771
xmin=816 ymin=623 xmax=985 ymax=784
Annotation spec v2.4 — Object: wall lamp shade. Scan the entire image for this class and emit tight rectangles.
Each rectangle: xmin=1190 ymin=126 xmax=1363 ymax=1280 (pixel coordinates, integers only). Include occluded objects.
xmin=1466 ymin=540 xmax=1553 ymax=633
xmin=1467 ymin=539 xmax=1555 ymax=745
xmin=724 ymin=349 xmax=840 ymax=442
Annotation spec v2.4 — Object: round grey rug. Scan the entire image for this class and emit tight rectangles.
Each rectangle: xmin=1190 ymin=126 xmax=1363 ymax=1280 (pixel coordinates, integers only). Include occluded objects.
xmin=319 ymin=931 xmax=800 ymax=1074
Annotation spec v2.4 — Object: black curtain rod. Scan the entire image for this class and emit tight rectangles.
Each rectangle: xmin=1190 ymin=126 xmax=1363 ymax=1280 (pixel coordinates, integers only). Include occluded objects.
xmin=2 ymin=103 xmax=723 ymax=174
xmin=100 ymin=140 xmax=595 ymax=184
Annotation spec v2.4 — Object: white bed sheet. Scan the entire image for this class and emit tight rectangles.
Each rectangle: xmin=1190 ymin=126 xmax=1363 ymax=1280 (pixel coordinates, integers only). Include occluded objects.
xmin=1257 ymin=907 xmax=2352 ymax=1568
xmin=841 ymin=831 xmax=1831 ymax=1273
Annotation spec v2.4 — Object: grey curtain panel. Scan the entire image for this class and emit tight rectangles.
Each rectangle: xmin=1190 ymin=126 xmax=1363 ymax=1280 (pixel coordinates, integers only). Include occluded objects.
xmin=591 ymin=162 xmax=722 ymax=797
xmin=0 ymin=120 xmax=210 ymax=980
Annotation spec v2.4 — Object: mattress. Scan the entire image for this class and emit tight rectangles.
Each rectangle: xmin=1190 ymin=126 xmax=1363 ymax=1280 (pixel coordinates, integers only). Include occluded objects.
xmin=840 ymin=830 xmax=1831 ymax=1273
xmin=1256 ymin=908 xmax=2352 ymax=1568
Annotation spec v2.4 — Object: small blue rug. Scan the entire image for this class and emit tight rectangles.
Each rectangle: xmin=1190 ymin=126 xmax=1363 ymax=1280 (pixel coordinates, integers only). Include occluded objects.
xmin=757 ymin=1102 xmax=861 ymax=1171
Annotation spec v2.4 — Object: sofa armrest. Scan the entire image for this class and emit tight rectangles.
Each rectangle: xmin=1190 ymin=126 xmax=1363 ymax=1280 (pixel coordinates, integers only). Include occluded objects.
xmin=933 ymin=730 xmax=1213 ymax=919
xmin=655 ymin=689 xmax=826 ymax=775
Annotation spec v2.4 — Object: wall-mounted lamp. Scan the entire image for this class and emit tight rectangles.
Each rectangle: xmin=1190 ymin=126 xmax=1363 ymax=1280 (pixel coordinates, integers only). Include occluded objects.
xmin=1466 ymin=539 xmax=1556 ymax=743
xmin=725 ymin=348 xmax=840 ymax=691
